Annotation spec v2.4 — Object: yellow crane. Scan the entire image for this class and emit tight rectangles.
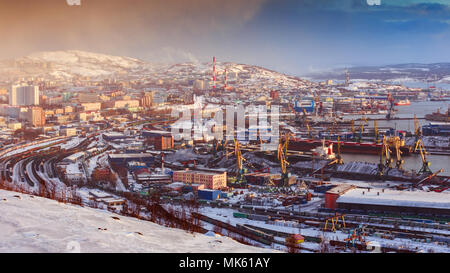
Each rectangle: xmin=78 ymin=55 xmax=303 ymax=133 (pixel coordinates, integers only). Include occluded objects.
xmin=377 ymin=136 xmax=393 ymax=176
xmin=335 ymin=136 xmax=344 ymax=165
xmin=329 ymin=118 xmax=337 ymax=138
xmin=225 ymin=139 xmax=247 ymax=186
xmin=324 ymin=213 xmax=346 ymax=232
xmin=414 ymin=138 xmax=432 ymax=174
xmin=305 ymin=118 xmax=312 ymax=138
xmin=277 ymin=133 xmax=291 ymax=187
xmin=358 ymin=116 xmax=367 ymax=142
xmin=374 ymin=120 xmax=379 ymax=143
xmin=414 ymin=114 xmax=421 ymax=143
xmin=394 ymin=137 xmax=404 ymax=169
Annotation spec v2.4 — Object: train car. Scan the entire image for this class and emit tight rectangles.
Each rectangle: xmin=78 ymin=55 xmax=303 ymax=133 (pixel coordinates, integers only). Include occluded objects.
xmin=233 ymin=212 xmax=248 ymax=219
xmin=235 ymin=223 xmax=274 ymax=243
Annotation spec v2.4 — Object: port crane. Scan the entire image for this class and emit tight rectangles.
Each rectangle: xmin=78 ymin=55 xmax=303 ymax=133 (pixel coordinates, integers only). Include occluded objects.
xmin=277 ymin=133 xmax=291 ymax=187
xmin=414 ymin=138 xmax=432 ymax=175
xmin=414 ymin=169 xmax=443 ymax=188
xmin=345 ymin=225 xmax=367 ymax=248
xmin=305 ymin=118 xmax=312 ymax=138
xmin=358 ymin=116 xmax=367 ymax=142
xmin=324 ymin=213 xmax=346 ymax=232
xmin=377 ymin=136 xmax=393 ymax=176
xmin=393 ymin=137 xmax=404 ymax=169
xmin=386 ymin=92 xmax=395 ymax=120
xmin=374 ymin=120 xmax=379 ymax=143
xmin=328 ymin=118 xmax=337 ymax=138
xmin=414 ymin=114 xmax=421 ymax=143
xmin=232 ymin=139 xmax=247 ymax=186
xmin=335 ymin=136 xmax=344 ymax=165
xmin=351 ymin=119 xmax=356 ymax=141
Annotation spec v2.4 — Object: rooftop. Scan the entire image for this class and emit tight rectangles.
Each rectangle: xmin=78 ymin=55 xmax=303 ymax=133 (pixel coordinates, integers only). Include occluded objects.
xmin=326 ymin=184 xmax=356 ymax=195
xmin=337 ymin=188 xmax=450 ymax=210
xmin=108 ymin=153 xmax=153 ymax=159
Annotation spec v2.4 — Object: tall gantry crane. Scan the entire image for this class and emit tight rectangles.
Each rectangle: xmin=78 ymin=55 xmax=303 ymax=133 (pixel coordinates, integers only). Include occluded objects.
xmin=305 ymin=118 xmax=312 ymax=139
xmin=414 ymin=114 xmax=421 ymax=143
xmin=394 ymin=137 xmax=404 ymax=169
xmin=351 ymin=119 xmax=356 ymax=141
xmin=374 ymin=120 xmax=379 ymax=143
xmin=277 ymin=133 xmax=291 ymax=187
xmin=386 ymin=92 xmax=395 ymax=120
xmin=414 ymin=138 xmax=432 ymax=175
xmin=359 ymin=116 xmax=367 ymax=142
xmin=224 ymin=139 xmax=247 ymax=186
xmin=377 ymin=136 xmax=393 ymax=176
xmin=329 ymin=118 xmax=337 ymax=138
xmin=335 ymin=136 xmax=344 ymax=165
xmin=234 ymin=139 xmax=246 ymax=185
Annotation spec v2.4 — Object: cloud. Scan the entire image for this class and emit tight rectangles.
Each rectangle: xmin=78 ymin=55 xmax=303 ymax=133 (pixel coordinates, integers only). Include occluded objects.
xmin=0 ymin=0 xmax=267 ymax=60
xmin=159 ymin=47 xmax=200 ymax=64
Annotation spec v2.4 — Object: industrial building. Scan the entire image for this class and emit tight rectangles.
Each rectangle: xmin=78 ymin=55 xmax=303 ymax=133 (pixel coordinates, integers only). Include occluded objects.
xmin=108 ymin=153 xmax=154 ymax=167
xmin=102 ymin=132 xmax=128 ymax=141
xmin=172 ymin=170 xmax=227 ymax=190
xmin=324 ymin=184 xmax=356 ymax=210
xmin=143 ymin=130 xmax=174 ymax=150
xmin=335 ymin=188 xmax=450 ymax=216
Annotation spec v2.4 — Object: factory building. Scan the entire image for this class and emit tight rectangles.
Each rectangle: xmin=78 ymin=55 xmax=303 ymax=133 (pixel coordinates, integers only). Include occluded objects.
xmin=172 ymin=170 xmax=227 ymax=190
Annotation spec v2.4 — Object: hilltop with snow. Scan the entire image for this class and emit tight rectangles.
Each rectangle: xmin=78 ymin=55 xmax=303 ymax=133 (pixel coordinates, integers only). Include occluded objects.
xmin=0 ymin=50 xmax=152 ymax=80
xmin=0 ymin=50 xmax=311 ymax=89
xmin=0 ymin=189 xmax=272 ymax=253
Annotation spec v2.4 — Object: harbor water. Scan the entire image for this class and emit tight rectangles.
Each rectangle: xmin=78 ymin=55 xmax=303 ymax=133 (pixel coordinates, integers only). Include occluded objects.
xmin=342 ymin=101 xmax=450 ymax=176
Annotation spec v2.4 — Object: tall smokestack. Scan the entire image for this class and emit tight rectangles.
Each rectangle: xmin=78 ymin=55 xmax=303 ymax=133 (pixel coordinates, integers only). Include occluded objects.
xmin=212 ymin=56 xmax=216 ymax=90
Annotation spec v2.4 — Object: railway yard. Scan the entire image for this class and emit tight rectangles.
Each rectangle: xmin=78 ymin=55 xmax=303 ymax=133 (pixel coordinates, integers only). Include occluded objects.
xmin=1 ymin=52 xmax=450 ymax=253
xmin=1 ymin=107 xmax=449 ymax=253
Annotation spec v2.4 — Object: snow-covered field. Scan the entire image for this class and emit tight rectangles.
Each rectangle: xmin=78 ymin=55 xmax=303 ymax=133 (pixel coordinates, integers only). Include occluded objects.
xmin=0 ymin=189 xmax=274 ymax=253
xmin=199 ymin=206 xmax=450 ymax=253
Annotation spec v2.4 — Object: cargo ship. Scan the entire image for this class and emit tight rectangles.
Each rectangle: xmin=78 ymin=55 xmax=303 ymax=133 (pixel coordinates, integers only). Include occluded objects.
xmin=288 ymin=138 xmax=412 ymax=156
xmin=425 ymin=108 xmax=449 ymax=122
xmin=394 ymin=99 xmax=410 ymax=106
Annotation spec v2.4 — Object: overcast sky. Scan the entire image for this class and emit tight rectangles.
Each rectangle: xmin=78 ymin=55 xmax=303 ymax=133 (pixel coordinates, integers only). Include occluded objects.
xmin=1 ymin=0 xmax=450 ymax=75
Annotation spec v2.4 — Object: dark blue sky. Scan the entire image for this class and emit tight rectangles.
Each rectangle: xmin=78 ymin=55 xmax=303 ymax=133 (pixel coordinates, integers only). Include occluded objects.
xmin=221 ymin=0 xmax=450 ymax=74
xmin=1 ymin=0 xmax=450 ymax=75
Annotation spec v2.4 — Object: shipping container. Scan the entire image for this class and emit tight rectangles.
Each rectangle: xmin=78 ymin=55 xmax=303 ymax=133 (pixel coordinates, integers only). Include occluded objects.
xmin=197 ymin=189 xmax=221 ymax=201
xmin=233 ymin=212 xmax=248 ymax=218
xmin=248 ymin=214 xmax=270 ymax=221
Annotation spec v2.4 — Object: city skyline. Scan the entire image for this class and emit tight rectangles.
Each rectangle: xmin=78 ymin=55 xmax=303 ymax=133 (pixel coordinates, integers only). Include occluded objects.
xmin=1 ymin=0 xmax=450 ymax=75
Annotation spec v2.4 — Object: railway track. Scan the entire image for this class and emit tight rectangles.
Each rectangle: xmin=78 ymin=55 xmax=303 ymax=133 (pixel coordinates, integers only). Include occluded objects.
xmin=193 ymin=212 xmax=415 ymax=253
xmin=233 ymin=206 xmax=450 ymax=240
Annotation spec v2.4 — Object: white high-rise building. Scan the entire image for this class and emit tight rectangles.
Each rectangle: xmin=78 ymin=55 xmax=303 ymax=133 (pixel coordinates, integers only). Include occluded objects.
xmin=9 ymin=84 xmax=39 ymax=106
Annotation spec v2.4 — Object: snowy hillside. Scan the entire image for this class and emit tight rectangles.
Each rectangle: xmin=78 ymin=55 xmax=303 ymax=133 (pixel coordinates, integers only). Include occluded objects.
xmin=0 ymin=50 xmax=151 ymax=80
xmin=0 ymin=189 xmax=272 ymax=253
xmin=306 ymin=63 xmax=450 ymax=83
xmin=0 ymin=50 xmax=310 ymax=89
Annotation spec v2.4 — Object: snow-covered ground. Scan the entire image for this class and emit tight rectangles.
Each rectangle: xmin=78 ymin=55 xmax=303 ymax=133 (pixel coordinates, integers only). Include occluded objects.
xmin=199 ymin=206 xmax=450 ymax=253
xmin=0 ymin=189 xmax=274 ymax=253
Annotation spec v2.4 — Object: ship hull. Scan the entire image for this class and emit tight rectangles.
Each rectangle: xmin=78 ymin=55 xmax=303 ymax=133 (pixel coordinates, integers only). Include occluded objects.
xmin=288 ymin=139 xmax=411 ymax=156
